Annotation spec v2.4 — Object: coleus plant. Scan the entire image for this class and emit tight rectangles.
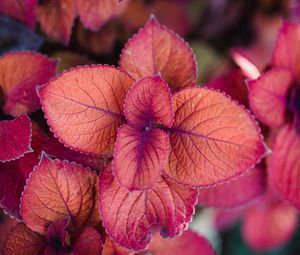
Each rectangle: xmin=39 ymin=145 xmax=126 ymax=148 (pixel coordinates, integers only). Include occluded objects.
xmin=0 ymin=16 xmax=268 ymax=254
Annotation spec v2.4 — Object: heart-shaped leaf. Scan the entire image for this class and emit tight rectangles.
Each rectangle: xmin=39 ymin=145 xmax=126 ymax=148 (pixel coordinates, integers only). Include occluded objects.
xmin=198 ymin=166 xmax=265 ymax=208
xmin=165 ymin=88 xmax=267 ymax=187
xmin=0 ymin=115 xmax=32 ymax=162
xmin=77 ymin=0 xmax=130 ymax=31
xmin=20 ymin=154 xmax=100 ymax=234
xmin=0 ymin=0 xmax=36 ymax=28
xmin=36 ymin=0 xmax=77 ymax=45
xmin=99 ymin=165 xmax=198 ymax=251
xmin=119 ymin=16 xmax=197 ymax=92
xmin=0 ymin=51 xmax=57 ymax=116
xmin=247 ymin=68 xmax=293 ymax=128
xmin=2 ymin=224 xmax=47 ymax=255
xmin=38 ymin=65 xmax=134 ymax=156
xmin=124 ymin=75 xmax=173 ymax=128
xmin=114 ymin=124 xmax=169 ymax=190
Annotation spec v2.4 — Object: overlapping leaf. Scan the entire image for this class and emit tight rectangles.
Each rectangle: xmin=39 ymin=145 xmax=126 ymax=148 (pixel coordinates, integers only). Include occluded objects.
xmin=165 ymin=88 xmax=267 ymax=187
xmin=20 ymin=155 xmax=99 ymax=234
xmin=114 ymin=125 xmax=169 ymax=190
xmin=0 ymin=51 xmax=57 ymax=116
xmin=247 ymin=68 xmax=293 ymax=128
xmin=39 ymin=65 xmax=134 ymax=156
xmin=99 ymin=165 xmax=198 ymax=251
xmin=119 ymin=16 xmax=197 ymax=92
xmin=198 ymin=167 xmax=265 ymax=208
xmin=0 ymin=115 xmax=32 ymax=162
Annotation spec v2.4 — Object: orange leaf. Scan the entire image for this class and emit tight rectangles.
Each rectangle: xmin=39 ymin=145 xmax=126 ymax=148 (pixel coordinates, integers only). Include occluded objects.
xmin=20 ymin=154 xmax=99 ymax=234
xmin=38 ymin=65 xmax=134 ymax=156
xmin=165 ymin=88 xmax=267 ymax=187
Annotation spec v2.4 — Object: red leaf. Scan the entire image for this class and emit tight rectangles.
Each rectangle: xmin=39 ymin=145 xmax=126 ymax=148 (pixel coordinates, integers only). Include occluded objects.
xmin=39 ymin=65 xmax=134 ymax=156
xmin=46 ymin=218 xmax=69 ymax=247
xmin=77 ymin=0 xmax=130 ymax=31
xmin=147 ymin=230 xmax=215 ymax=255
xmin=2 ymin=224 xmax=47 ymax=255
xmin=20 ymin=154 xmax=99 ymax=234
xmin=272 ymin=21 xmax=300 ymax=81
xmin=119 ymin=16 xmax=197 ymax=92
xmin=0 ymin=51 xmax=57 ymax=116
xmin=165 ymin=88 xmax=267 ymax=187
xmin=198 ymin=167 xmax=265 ymax=208
xmin=270 ymin=125 xmax=300 ymax=209
xmin=0 ymin=115 xmax=32 ymax=162
xmin=124 ymin=75 xmax=173 ymax=128
xmin=102 ymin=237 xmax=131 ymax=255
xmin=247 ymin=68 xmax=293 ymax=128
xmin=72 ymin=227 xmax=103 ymax=255
xmin=114 ymin=124 xmax=169 ymax=190
xmin=0 ymin=0 xmax=36 ymax=28
xmin=99 ymin=165 xmax=198 ymax=251
xmin=36 ymin=0 xmax=77 ymax=45
xmin=242 ymin=202 xmax=297 ymax=251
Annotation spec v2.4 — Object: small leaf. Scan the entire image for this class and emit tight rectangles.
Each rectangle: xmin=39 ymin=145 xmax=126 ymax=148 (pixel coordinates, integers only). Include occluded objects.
xmin=270 ymin=125 xmax=300 ymax=210
xmin=198 ymin=167 xmax=265 ymax=208
xmin=165 ymin=88 xmax=267 ymax=187
xmin=0 ymin=115 xmax=32 ymax=162
xmin=124 ymin=75 xmax=173 ymax=128
xmin=2 ymin=224 xmax=47 ymax=255
xmin=72 ymin=227 xmax=103 ymax=255
xmin=272 ymin=21 xmax=300 ymax=81
xmin=242 ymin=202 xmax=297 ymax=251
xmin=114 ymin=124 xmax=169 ymax=190
xmin=77 ymin=0 xmax=130 ymax=31
xmin=147 ymin=230 xmax=215 ymax=255
xmin=119 ymin=16 xmax=197 ymax=92
xmin=99 ymin=165 xmax=198 ymax=251
xmin=0 ymin=0 xmax=36 ymax=28
xmin=20 ymin=154 xmax=99 ymax=234
xmin=46 ymin=218 xmax=69 ymax=246
xmin=0 ymin=51 xmax=57 ymax=116
xmin=247 ymin=68 xmax=293 ymax=128
xmin=36 ymin=0 xmax=77 ymax=45
xmin=102 ymin=237 xmax=131 ymax=255
xmin=39 ymin=65 xmax=134 ymax=156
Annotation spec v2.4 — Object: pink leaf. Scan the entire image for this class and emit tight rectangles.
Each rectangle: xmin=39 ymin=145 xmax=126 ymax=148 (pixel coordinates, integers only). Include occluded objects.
xmin=270 ymin=125 xmax=300 ymax=209
xmin=165 ymin=88 xmax=267 ymax=187
xmin=198 ymin=166 xmax=266 ymax=208
xmin=36 ymin=0 xmax=77 ymax=45
xmin=38 ymin=65 xmax=134 ymax=156
xmin=99 ymin=165 xmax=198 ymax=251
xmin=119 ymin=16 xmax=197 ymax=92
xmin=272 ymin=21 xmax=300 ymax=81
xmin=0 ymin=0 xmax=36 ymax=28
xmin=77 ymin=0 xmax=130 ymax=31
xmin=242 ymin=201 xmax=297 ymax=251
xmin=0 ymin=51 xmax=57 ymax=116
xmin=0 ymin=115 xmax=32 ymax=162
xmin=20 ymin=154 xmax=100 ymax=234
xmin=2 ymin=224 xmax=47 ymax=255
xmin=124 ymin=75 xmax=173 ymax=128
xmin=247 ymin=68 xmax=293 ymax=128
xmin=147 ymin=230 xmax=215 ymax=255
xmin=114 ymin=124 xmax=169 ymax=190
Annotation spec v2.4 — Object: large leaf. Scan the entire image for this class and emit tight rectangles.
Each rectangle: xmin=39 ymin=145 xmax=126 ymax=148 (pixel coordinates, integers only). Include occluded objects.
xmin=20 ymin=154 xmax=99 ymax=234
xmin=2 ymin=224 xmax=47 ymax=255
xmin=77 ymin=0 xmax=130 ymax=31
xmin=114 ymin=124 xmax=169 ymax=190
xmin=36 ymin=0 xmax=77 ymax=45
xmin=99 ymin=165 xmax=198 ymax=251
xmin=0 ymin=115 xmax=32 ymax=162
xmin=0 ymin=51 xmax=57 ymax=116
xmin=247 ymin=68 xmax=293 ymax=128
xmin=165 ymin=88 xmax=267 ymax=187
xmin=39 ymin=65 xmax=134 ymax=156
xmin=119 ymin=16 xmax=197 ymax=92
